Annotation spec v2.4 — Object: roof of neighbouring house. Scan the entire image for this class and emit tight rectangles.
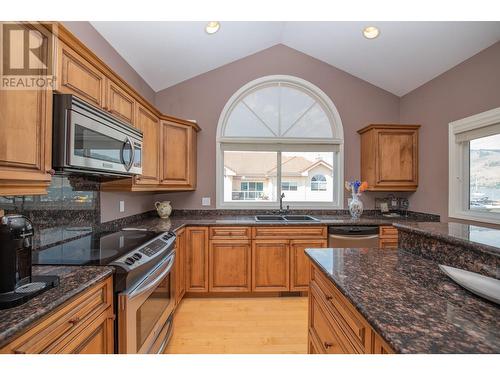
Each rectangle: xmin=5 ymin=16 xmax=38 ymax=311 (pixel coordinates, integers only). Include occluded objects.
xmin=223 ymin=152 xmax=332 ymax=177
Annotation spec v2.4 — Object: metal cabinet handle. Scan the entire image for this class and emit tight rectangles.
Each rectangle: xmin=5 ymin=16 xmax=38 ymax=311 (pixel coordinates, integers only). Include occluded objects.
xmin=324 ymin=342 xmax=334 ymax=349
xmin=325 ymin=295 xmax=333 ymax=301
xmin=69 ymin=316 xmax=81 ymax=325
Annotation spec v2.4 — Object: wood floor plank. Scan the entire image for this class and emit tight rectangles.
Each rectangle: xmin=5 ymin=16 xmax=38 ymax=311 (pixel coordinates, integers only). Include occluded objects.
xmin=164 ymin=297 xmax=308 ymax=354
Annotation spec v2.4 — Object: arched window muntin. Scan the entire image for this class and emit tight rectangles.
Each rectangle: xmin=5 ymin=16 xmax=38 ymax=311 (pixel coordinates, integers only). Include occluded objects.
xmin=311 ymin=174 xmax=327 ymax=191
xmin=216 ymin=75 xmax=344 ymax=209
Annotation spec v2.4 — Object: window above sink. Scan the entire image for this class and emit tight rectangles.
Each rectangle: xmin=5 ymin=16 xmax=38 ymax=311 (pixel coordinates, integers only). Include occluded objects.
xmin=216 ymin=75 xmax=345 ymax=210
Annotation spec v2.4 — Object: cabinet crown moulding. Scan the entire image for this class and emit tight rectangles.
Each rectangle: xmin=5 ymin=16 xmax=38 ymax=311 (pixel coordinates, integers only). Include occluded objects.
xmin=357 ymin=124 xmax=421 ymax=134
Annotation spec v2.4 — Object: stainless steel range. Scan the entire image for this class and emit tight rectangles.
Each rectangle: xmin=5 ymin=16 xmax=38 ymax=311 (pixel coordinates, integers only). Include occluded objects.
xmin=33 ymin=229 xmax=176 ymax=354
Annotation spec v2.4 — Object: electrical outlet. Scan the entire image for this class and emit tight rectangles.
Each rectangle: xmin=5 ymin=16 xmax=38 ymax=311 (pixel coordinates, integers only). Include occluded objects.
xmin=202 ymin=197 xmax=211 ymax=206
xmin=119 ymin=200 xmax=125 ymax=213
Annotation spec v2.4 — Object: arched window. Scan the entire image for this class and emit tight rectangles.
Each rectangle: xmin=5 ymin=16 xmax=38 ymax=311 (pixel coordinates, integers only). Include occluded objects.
xmin=216 ymin=75 xmax=344 ymax=208
xmin=311 ymin=174 xmax=327 ymax=191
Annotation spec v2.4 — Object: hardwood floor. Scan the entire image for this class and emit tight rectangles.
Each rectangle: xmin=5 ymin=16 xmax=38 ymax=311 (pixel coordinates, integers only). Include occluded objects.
xmin=164 ymin=297 xmax=308 ymax=354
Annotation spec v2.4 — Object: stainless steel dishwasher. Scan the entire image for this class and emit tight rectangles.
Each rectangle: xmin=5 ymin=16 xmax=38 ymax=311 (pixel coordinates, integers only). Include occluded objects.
xmin=328 ymin=226 xmax=379 ymax=248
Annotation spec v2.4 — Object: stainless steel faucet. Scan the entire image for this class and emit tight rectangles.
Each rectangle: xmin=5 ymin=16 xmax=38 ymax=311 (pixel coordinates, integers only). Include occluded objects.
xmin=279 ymin=193 xmax=287 ymax=214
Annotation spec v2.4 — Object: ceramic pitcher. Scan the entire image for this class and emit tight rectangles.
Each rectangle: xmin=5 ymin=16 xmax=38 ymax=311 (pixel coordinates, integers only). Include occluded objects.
xmin=155 ymin=201 xmax=172 ymax=218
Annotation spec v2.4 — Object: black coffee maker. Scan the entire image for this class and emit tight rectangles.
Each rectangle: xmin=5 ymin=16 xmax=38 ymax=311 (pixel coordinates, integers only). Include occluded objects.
xmin=0 ymin=214 xmax=59 ymax=309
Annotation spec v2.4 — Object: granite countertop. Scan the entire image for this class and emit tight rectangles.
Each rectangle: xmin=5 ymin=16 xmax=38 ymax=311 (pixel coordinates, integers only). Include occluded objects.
xmin=306 ymin=248 xmax=500 ymax=354
xmin=122 ymin=214 xmax=439 ymax=234
xmin=0 ymin=265 xmax=113 ymax=348
xmin=394 ymin=222 xmax=500 ymax=257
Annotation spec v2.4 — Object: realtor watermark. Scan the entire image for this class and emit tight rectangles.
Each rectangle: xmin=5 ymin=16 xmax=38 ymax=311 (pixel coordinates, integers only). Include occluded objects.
xmin=1 ymin=22 xmax=57 ymax=90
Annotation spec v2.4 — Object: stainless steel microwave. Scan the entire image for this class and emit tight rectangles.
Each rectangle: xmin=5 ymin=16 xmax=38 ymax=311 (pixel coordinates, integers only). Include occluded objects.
xmin=52 ymin=94 xmax=143 ymax=177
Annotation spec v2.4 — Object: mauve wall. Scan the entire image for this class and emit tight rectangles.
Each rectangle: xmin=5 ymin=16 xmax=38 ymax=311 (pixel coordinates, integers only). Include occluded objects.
xmin=400 ymin=41 xmax=500 ymax=223
xmin=62 ymin=22 xmax=158 ymax=222
xmin=154 ymin=44 xmax=401 ymax=209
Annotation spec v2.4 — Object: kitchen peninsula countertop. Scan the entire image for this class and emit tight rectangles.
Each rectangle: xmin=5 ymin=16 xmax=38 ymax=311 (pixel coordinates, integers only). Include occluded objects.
xmin=0 ymin=265 xmax=113 ymax=348
xmin=306 ymin=247 xmax=500 ymax=354
xmin=394 ymin=221 xmax=500 ymax=257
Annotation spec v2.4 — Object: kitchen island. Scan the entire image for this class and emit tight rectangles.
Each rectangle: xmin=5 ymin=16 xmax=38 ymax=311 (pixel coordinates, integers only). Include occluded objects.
xmin=305 ymin=247 xmax=500 ymax=353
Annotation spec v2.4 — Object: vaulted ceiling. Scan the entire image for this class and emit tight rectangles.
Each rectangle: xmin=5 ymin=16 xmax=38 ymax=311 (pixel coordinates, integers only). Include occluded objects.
xmin=91 ymin=21 xmax=500 ymax=96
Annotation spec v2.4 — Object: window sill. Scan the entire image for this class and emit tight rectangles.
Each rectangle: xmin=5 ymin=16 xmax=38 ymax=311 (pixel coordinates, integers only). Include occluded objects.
xmin=449 ymin=210 xmax=500 ymax=226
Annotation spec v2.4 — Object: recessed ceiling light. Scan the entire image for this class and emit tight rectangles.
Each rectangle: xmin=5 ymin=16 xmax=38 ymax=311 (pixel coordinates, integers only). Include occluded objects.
xmin=363 ymin=26 xmax=380 ymax=39
xmin=205 ymin=21 xmax=220 ymax=35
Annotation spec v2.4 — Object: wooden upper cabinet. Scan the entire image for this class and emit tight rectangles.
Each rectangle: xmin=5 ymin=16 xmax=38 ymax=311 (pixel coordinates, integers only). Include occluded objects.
xmin=185 ymin=227 xmax=209 ymax=292
xmin=105 ymin=80 xmax=136 ymax=125
xmin=252 ymin=240 xmax=290 ymax=292
xmin=135 ymin=105 xmax=160 ymax=185
xmin=290 ymin=239 xmax=327 ymax=291
xmin=358 ymin=124 xmax=420 ymax=191
xmin=0 ymin=23 xmax=52 ymax=196
xmin=209 ymin=240 xmax=252 ymax=292
xmin=56 ymin=41 xmax=105 ymax=107
xmin=160 ymin=120 xmax=197 ymax=190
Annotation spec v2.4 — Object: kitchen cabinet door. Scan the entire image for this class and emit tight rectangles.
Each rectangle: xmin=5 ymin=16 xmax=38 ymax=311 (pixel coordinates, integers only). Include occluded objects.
xmin=252 ymin=240 xmax=290 ymax=292
xmin=160 ymin=120 xmax=197 ymax=190
xmin=209 ymin=240 xmax=251 ymax=292
xmin=185 ymin=227 xmax=209 ymax=292
xmin=106 ymin=80 xmax=136 ymax=125
xmin=290 ymin=239 xmax=327 ymax=291
xmin=57 ymin=41 xmax=105 ymax=107
xmin=60 ymin=308 xmax=114 ymax=354
xmin=175 ymin=229 xmax=186 ymax=305
xmin=0 ymin=23 xmax=52 ymax=196
xmin=135 ymin=104 xmax=160 ymax=185
xmin=358 ymin=124 xmax=420 ymax=191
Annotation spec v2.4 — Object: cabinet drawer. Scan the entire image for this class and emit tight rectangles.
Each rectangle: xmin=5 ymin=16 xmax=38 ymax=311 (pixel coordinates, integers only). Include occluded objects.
xmin=252 ymin=226 xmax=326 ymax=239
xmin=379 ymin=238 xmax=398 ymax=249
xmin=3 ymin=277 xmax=112 ymax=354
xmin=311 ymin=267 xmax=369 ymax=353
xmin=379 ymin=226 xmax=398 ymax=239
xmin=209 ymin=226 xmax=251 ymax=240
xmin=309 ymin=290 xmax=348 ymax=354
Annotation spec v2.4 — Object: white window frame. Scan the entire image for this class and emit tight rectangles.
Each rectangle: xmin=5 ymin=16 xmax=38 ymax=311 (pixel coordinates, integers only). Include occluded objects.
xmin=449 ymin=107 xmax=500 ymax=225
xmin=216 ymin=75 xmax=344 ymax=209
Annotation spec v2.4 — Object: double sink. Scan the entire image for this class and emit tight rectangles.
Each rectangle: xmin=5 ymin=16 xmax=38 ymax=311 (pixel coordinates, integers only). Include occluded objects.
xmin=254 ymin=215 xmax=319 ymax=222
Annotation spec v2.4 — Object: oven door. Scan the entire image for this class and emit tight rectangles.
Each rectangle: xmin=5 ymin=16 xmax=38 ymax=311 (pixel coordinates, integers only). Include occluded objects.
xmin=118 ymin=252 xmax=176 ymax=354
xmin=68 ymin=109 xmax=141 ymax=175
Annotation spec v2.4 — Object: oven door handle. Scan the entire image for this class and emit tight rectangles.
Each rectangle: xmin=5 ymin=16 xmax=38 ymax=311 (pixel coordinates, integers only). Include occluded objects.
xmin=122 ymin=136 xmax=135 ymax=172
xmin=127 ymin=253 xmax=175 ymax=300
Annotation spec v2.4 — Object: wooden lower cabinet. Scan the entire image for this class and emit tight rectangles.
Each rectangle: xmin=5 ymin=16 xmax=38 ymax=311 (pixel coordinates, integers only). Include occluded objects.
xmin=309 ymin=290 xmax=349 ymax=354
xmin=252 ymin=240 xmax=290 ymax=292
xmin=209 ymin=240 xmax=251 ymax=292
xmin=290 ymin=239 xmax=327 ymax=291
xmin=185 ymin=227 xmax=209 ymax=292
xmin=0 ymin=276 xmax=114 ymax=354
xmin=379 ymin=226 xmax=398 ymax=249
xmin=183 ymin=225 xmax=327 ymax=294
xmin=308 ymin=264 xmax=394 ymax=354
xmin=61 ymin=309 xmax=114 ymax=354
xmin=174 ymin=229 xmax=186 ymax=305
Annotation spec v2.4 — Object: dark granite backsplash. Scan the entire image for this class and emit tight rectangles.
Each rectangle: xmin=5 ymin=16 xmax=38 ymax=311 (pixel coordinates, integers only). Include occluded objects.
xmin=397 ymin=224 xmax=500 ymax=279
xmin=170 ymin=209 xmax=440 ymax=222
xmin=0 ymin=175 xmax=101 ymax=228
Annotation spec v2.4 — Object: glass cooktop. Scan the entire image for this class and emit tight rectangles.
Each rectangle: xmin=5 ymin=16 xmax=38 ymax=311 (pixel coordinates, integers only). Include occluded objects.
xmin=32 ymin=229 xmax=159 ymax=266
